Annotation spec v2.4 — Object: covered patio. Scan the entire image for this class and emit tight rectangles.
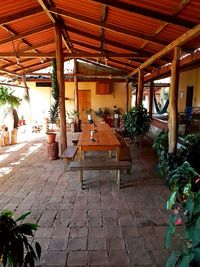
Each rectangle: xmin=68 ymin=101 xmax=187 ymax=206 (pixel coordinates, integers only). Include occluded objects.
xmin=1 ymin=1 xmax=200 ymax=267
xmin=0 ymin=134 xmax=169 ymax=266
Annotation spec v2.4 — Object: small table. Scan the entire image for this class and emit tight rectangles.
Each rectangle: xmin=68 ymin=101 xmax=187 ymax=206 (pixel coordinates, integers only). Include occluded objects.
xmin=78 ymin=123 xmax=120 ymax=161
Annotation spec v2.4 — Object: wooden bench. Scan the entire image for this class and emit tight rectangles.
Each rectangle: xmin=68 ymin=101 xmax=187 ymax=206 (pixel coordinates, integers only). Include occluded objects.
xmin=68 ymin=160 xmax=132 ymax=189
xmin=61 ymin=145 xmax=78 ymax=172
xmin=115 ymin=132 xmax=132 ymax=162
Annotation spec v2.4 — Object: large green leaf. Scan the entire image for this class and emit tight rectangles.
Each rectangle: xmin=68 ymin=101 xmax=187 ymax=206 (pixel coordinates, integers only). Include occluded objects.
xmin=178 ymin=254 xmax=192 ymax=267
xmin=167 ymin=191 xmax=177 ymax=210
xmin=165 ymin=224 xmax=175 ymax=249
xmin=166 ymin=251 xmax=179 ymax=267
xmin=16 ymin=211 xmax=31 ymax=222
xmin=35 ymin=242 xmax=41 ymax=259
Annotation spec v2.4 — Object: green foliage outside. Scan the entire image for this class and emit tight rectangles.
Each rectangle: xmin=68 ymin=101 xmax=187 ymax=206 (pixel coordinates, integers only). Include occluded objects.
xmin=0 ymin=210 xmax=41 ymax=267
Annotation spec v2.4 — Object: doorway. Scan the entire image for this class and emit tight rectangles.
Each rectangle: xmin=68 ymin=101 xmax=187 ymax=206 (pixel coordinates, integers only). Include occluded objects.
xmin=185 ymin=86 xmax=194 ymax=120
xmin=78 ymin=90 xmax=91 ymax=124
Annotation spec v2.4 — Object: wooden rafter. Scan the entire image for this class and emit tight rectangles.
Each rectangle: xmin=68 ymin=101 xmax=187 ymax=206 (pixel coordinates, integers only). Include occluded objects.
xmin=36 ymin=0 xmax=73 ymax=52
xmin=0 ymin=7 xmax=43 ymax=26
xmin=128 ymin=24 xmax=200 ymax=76
xmin=92 ymin=0 xmax=195 ymax=29
xmin=49 ymin=7 xmax=169 ymax=46
xmin=100 ymin=5 xmax=108 ymax=51
xmin=172 ymin=0 xmax=191 ymax=15
xmin=0 ymin=24 xmax=53 ymax=46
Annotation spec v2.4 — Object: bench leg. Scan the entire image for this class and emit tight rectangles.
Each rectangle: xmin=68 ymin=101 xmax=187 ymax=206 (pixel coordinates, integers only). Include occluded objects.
xmin=63 ymin=158 xmax=70 ymax=172
xmin=79 ymin=170 xmax=84 ymax=190
xmin=116 ymin=169 xmax=121 ymax=189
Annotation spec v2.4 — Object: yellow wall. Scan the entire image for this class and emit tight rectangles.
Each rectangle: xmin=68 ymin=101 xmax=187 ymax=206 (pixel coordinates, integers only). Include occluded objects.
xmin=178 ymin=68 xmax=200 ymax=112
xmin=27 ymin=81 xmax=129 ymax=122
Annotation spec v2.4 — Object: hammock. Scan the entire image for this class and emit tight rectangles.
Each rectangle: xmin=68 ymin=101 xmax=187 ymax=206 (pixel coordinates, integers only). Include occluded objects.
xmin=154 ymin=93 xmax=169 ymax=115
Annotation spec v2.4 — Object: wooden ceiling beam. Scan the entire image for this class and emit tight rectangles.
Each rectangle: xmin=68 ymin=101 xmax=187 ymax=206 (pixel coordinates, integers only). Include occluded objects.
xmin=49 ymin=7 xmax=168 ymax=46
xmin=92 ymin=0 xmax=195 ymax=29
xmin=36 ymin=0 xmax=73 ymax=52
xmin=0 ymin=52 xmax=146 ymax=58
xmin=65 ymin=25 xmax=169 ymax=58
xmin=0 ymin=67 xmax=22 ymax=77
xmin=128 ymin=24 xmax=200 ymax=76
xmin=0 ymin=52 xmax=55 ymax=58
xmin=0 ymin=23 xmax=53 ymax=46
xmin=0 ymin=7 xmax=43 ymax=25
xmin=81 ymin=58 xmax=128 ymax=73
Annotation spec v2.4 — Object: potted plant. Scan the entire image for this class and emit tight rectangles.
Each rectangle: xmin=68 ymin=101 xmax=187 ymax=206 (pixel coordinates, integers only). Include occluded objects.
xmin=66 ymin=110 xmax=79 ymax=132
xmin=95 ymin=107 xmax=111 ymax=122
xmin=0 ymin=209 xmax=41 ymax=267
xmin=122 ymin=105 xmax=151 ymax=142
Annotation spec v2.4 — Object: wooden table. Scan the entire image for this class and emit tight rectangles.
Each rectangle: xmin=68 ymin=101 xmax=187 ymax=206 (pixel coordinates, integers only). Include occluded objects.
xmin=78 ymin=123 xmax=120 ymax=161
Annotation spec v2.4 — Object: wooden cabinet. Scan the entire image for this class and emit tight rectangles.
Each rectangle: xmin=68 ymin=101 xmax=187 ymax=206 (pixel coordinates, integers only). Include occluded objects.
xmin=96 ymin=83 xmax=111 ymax=95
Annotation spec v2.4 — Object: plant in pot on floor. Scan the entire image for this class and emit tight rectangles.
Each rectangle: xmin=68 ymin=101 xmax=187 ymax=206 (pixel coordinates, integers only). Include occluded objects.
xmin=95 ymin=107 xmax=112 ymax=125
xmin=122 ymin=105 xmax=151 ymax=144
xmin=0 ymin=209 xmax=41 ymax=267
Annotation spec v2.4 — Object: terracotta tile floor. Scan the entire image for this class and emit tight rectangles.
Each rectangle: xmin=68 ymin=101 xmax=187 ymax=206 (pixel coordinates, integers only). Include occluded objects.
xmin=0 ymin=134 xmax=170 ymax=267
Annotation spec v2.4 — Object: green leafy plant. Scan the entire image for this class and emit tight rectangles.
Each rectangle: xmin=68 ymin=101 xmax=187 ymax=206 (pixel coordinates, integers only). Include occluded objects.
xmin=122 ymin=105 xmax=150 ymax=138
xmin=165 ymin=162 xmax=200 ymax=267
xmin=153 ymin=132 xmax=200 ymax=177
xmin=0 ymin=86 xmax=21 ymax=108
xmin=95 ymin=107 xmax=110 ymax=119
xmin=0 ymin=210 xmax=41 ymax=267
xmin=49 ymin=59 xmax=59 ymax=124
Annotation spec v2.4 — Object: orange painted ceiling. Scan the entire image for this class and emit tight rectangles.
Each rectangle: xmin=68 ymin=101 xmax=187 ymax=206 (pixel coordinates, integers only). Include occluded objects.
xmin=0 ymin=0 xmax=200 ymax=78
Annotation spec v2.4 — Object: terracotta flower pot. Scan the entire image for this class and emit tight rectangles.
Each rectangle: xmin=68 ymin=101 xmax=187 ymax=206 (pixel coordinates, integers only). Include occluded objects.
xmin=47 ymin=133 xmax=56 ymax=143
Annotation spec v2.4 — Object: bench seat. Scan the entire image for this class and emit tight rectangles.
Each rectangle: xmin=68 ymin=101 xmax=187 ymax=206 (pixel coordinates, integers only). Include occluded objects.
xmin=68 ymin=160 xmax=132 ymax=189
xmin=61 ymin=145 xmax=78 ymax=172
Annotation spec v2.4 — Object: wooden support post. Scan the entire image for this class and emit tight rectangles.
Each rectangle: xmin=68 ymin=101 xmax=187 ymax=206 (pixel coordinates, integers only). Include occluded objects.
xmin=74 ymin=59 xmax=79 ymax=113
xmin=125 ymin=78 xmax=129 ymax=111
xmin=149 ymin=81 xmax=154 ymax=118
xmin=137 ymin=69 xmax=144 ymax=106
xmin=168 ymin=46 xmax=181 ymax=154
xmin=74 ymin=59 xmax=79 ymax=131
xmin=55 ymin=23 xmax=67 ymax=153
xmin=135 ymin=84 xmax=138 ymax=108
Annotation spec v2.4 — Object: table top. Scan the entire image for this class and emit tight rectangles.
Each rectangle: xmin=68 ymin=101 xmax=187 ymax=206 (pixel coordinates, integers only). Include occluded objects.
xmin=78 ymin=123 xmax=120 ymax=148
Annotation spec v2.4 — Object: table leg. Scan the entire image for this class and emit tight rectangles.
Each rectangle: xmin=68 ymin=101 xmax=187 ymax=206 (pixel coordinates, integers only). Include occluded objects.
xmin=116 ymin=147 xmax=119 ymax=161
xmin=78 ymin=147 xmax=82 ymax=160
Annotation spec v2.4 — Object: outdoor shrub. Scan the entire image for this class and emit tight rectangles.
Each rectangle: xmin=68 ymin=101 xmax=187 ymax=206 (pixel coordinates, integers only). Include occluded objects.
xmin=165 ymin=162 xmax=200 ymax=267
xmin=0 ymin=210 xmax=41 ymax=267
xmin=122 ymin=106 xmax=150 ymax=138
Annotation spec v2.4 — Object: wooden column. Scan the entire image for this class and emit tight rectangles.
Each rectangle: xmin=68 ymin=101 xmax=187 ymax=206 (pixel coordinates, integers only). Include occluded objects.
xmin=149 ymin=81 xmax=154 ymax=118
xmin=125 ymin=78 xmax=129 ymax=111
xmin=168 ymin=46 xmax=181 ymax=154
xmin=74 ymin=58 xmax=79 ymax=131
xmin=74 ymin=59 xmax=79 ymax=114
xmin=55 ymin=23 xmax=67 ymax=153
xmin=137 ymin=69 xmax=144 ymax=106
xmin=135 ymin=84 xmax=138 ymax=108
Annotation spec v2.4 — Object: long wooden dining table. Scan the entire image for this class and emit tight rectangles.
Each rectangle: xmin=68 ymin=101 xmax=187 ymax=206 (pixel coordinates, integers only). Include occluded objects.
xmin=77 ymin=123 xmax=120 ymax=161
